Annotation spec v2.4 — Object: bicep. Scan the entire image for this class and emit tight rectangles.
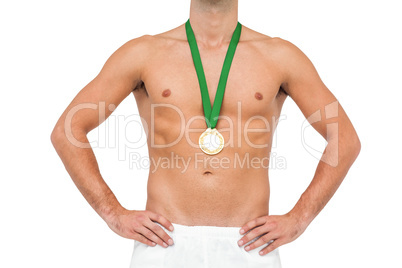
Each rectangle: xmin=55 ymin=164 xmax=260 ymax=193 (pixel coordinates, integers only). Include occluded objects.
xmin=280 ymin=40 xmax=348 ymax=140
xmin=54 ymin=36 xmax=149 ymax=134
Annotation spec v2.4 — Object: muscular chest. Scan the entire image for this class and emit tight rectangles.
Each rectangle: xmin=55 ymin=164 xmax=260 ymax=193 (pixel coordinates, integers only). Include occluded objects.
xmin=134 ymin=42 xmax=285 ymax=140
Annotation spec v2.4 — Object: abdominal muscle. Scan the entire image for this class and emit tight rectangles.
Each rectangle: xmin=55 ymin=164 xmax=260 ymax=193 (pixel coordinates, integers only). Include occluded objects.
xmin=145 ymin=145 xmax=271 ymax=227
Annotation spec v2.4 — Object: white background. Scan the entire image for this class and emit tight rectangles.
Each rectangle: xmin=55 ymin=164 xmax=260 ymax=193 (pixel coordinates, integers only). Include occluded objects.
xmin=1 ymin=0 xmax=401 ymax=267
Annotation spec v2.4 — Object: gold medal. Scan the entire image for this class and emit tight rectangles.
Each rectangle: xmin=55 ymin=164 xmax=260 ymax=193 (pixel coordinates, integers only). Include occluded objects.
xmin=199 ymin=128 xmax=224 ymax=155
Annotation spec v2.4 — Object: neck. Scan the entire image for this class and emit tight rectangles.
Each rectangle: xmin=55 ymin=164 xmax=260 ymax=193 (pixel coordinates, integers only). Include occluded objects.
xmin=189 ymin=0 xmax=239 ymax=47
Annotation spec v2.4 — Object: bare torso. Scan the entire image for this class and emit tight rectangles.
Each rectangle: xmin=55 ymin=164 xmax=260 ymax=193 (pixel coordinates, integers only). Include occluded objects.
xmin=132 ymin=24 xmax=288 ymax=227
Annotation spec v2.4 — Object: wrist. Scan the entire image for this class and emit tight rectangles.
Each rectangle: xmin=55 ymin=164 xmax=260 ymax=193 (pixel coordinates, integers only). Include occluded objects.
xmin=94 ymin=188 xmax=127 ymax=222
xmin=288 ymin=207 xmax=314 ymax=229
xmin=99 ymin=204 xmax=127 ymax=223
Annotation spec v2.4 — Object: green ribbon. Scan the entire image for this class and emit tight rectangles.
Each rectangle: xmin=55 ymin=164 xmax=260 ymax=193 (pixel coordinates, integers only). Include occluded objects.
xmin=185 ymin=19 xmax=242 ymax=129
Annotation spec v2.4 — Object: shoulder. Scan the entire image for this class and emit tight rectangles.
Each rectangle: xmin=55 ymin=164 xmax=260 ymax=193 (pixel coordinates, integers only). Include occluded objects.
xmin=104 ymin=32 xmax=182 ymax=75
xmin=122 ymin=24 xmax=189 ymax=58
xmin=240 ymin=26 xmax=306 ymax=61
xmin=112 ymin=31 xmax=183 ymax=60
xmin=242 ymin=27 xmax=316 ymax=79
xmin=115 ymin=34 xmax=156 ymax=59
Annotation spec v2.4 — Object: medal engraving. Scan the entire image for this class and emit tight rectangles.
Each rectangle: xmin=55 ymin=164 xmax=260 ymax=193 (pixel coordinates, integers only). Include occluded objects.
xmin=199 ymin=128 xmax=224 ymax=155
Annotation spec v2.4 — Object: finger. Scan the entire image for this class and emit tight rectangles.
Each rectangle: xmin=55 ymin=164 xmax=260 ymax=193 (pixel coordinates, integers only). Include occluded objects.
xmin=237 ymin=226 xmax=266 ymax=247
xmin=132 ymin=233 xmax=157 ymax=247
xmin=146 ymin=211 xmax=174 ymax=232
xmin=244 ymin=233 xmax=276 ymax=252
xmin=137 ymin=226 xmax=168 ymax=248
xmin=259 ymin=239 xmax=282 ymax=256
xmin=239 ymin=216 xmax=267 ymax=235
xmin=144 ymin=220 xmax=174 ymax=246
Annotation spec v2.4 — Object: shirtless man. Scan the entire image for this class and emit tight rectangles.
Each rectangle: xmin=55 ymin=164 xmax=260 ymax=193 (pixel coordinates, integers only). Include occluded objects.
xmin=50 ymin=0 xmax=361 ymax=267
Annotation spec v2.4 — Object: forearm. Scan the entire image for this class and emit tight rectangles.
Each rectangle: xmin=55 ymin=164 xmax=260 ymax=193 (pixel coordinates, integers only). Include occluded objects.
xmin=289 ymin=135 xmax=361 ymax=226
xmin=51 ymin=126 xmax=124 ymax=222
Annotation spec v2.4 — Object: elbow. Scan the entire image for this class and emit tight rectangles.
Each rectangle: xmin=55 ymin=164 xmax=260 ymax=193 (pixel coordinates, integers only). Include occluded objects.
xmin=355 ymin=135 xmax=361 ymax=155
xmin=348 ymin=132 xmax=361 ymax=161
xmin=51 ymin=123 xmax=89 ymax=150
xmin=50 ymin=124 xmax=65 ymax=148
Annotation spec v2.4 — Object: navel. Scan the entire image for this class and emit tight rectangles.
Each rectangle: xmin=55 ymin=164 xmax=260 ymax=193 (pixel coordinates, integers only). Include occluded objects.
xmin=255 ymin=92 xmax=263 ymax=100
xmin=162 ymin=89 xmax=171 ymax=97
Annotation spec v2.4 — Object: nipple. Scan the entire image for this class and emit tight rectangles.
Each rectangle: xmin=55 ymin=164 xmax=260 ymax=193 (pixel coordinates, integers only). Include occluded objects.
xmin=162 ymin=89 xmax=171 ymax=97
xmin=255 ymin=92 xmax=263 ymax=100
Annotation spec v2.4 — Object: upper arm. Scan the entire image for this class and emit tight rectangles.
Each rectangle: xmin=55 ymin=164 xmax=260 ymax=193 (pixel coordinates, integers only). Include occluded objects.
xmin=278 ymin=38 xmax=358 ymax=142
xmin=53 ymin=35 xmax=152 ymax=134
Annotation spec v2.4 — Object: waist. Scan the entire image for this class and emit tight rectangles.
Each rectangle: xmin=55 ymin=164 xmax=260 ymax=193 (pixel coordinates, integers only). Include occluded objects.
xmin=146 ymin=173 xmax=269 ymax=226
